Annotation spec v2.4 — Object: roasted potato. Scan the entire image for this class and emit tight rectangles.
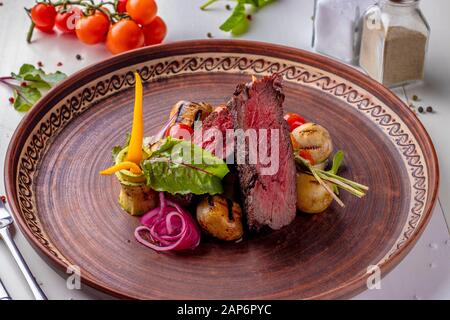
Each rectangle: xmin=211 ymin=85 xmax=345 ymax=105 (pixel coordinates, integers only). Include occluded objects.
xmin=196 ymin=196 xmax=243 ymax=241
xmin=291 ymin=123 xmax=333 ymax=164
xmin=296 ymin=172 xmax=333 ymax=214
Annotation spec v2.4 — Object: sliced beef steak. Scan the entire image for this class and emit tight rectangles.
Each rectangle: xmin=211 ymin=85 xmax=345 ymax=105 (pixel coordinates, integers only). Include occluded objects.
xmin=227 ymin=74 xmax=297 ymax=230
xmin=194 ymin=106 xmax=234 ymax=160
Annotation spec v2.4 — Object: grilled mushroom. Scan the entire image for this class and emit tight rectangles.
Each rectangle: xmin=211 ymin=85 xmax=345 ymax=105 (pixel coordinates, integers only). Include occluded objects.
xmin=291 ymin=123 xmax=333 ymax=164
xmin=296 ymin=172 xmax=333 ymax=214
xmin=196 ymin=195 xmax=243 ymax=241
xmin=169 ymin=101 xmax=213 ymax=128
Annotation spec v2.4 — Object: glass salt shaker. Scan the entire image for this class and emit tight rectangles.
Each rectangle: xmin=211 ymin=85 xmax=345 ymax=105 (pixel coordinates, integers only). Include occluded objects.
xmin=312 ymin=0 xmax=377 ymax=63
xmin=359 ymin=0 xmax=430 ymax=87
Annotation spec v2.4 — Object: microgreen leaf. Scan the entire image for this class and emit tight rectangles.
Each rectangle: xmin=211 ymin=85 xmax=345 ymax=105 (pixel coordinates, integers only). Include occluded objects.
xmin=243 ymin=0 xmax=259 ymax=6
xmin=200 ymin=0 xmax=219 ymax=10
xmin=13 ymin=86 xmax=41 ymax=112
xmin=328 ymin=150 xmax=345 ymax=194
xmin=1 ymin=63 xmax=67 ymax=112
xmin=328 ymin=150 xmax=344 ymax=175
xmin=220 ymin=2 xmax=246 ymax=32
xmin=243 ymin=0 xmax=273 ymax=8
xmin=12 ymin=64 xmax=66 ymax=89
xmin=202 ymin=0 xmax=276 ymax=35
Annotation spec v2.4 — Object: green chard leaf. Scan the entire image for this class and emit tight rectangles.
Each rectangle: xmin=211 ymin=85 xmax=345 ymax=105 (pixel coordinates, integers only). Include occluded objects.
xmin=141 ymin=137 xmax=229 ymax=195
xmin=13 ymin=86 xmax=41 ymax=112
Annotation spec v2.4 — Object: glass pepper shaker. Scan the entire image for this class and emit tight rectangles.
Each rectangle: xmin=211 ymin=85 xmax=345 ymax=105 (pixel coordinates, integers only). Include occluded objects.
xmin=359 ymin=0 xmax=430 ymax=87
xmin=312 ymin=0 xmax=377 ymax=63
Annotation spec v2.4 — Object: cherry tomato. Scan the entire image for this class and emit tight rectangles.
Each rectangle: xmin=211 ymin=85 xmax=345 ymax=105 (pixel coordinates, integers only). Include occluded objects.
xmin=35 ymin=24 xmax=55 ymax=33
xmin=76 ymin=11 xmax=110 ymax=45
xmin=106 ymin=19 xmax=144 ymax=55
xmin=31 ymin=3 xmax=57 ymax=29
xmin=126 ymin=0 xmax=158 ymax=25
xmin=166 ymin=123 xmax=194 ymax=140
xmin=55 ymin=6 xmax=81 ymax=34
xmin=299 ymin=150 xmax=315 ymax=165
xmin=284 ymin=113 xmax=306 ymax=132
xmin=142 ymin=16 xmax=167 ymax=46
xmin=117 ymin=0 xmax=128 ymax=14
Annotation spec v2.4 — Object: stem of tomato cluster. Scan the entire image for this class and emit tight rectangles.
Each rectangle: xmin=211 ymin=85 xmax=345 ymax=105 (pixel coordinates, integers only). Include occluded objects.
xmin=49 ymin=0 xmax=115 ymax=11
xmin=26 ymin=22 xmax=35 ymax=44
xmin=50 ymin=0 xmax=84 ymax=7
xmin=96 ymin=5 xmax=116 ymax=22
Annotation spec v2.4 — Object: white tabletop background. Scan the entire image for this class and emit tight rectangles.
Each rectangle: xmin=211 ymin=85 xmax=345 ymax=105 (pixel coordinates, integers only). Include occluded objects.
xmin=0 ymin=0 xmax=449 ymax=300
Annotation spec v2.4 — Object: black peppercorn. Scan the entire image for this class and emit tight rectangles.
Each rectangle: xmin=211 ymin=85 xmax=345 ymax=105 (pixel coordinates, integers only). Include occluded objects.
xmin=76 ymin=54 xmax=82 ymax=60
xmin=426 ymin=106 xmax=433 ymax=113
xmin=418 ymin=106 xmax=424 ymax=113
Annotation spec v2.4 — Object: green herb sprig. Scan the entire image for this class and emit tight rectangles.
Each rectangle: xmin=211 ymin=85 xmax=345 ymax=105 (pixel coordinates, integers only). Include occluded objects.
xmin=201 ymin=0 xmax=275 ymax=36
xmin=0 ymin=64 xmax=67 ymax=112
xmin=295 ymin=151 xmax=369 ymax=207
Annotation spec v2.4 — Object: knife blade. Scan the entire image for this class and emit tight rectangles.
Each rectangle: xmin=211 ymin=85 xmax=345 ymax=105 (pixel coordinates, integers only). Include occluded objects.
xmin=0 ymin=198 xmax=47 ymax=300
xmin=0 ymin=278 xmax=11 ymax=300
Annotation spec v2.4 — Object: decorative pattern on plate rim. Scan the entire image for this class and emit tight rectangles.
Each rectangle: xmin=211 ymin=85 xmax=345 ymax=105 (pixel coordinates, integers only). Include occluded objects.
xmin=15 ymin=53 xmax=427 ymax=268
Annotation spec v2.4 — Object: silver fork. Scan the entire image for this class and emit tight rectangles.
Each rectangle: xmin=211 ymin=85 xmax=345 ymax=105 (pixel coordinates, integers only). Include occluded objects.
xmin=0 ymin=199 xmax=47 ymax=300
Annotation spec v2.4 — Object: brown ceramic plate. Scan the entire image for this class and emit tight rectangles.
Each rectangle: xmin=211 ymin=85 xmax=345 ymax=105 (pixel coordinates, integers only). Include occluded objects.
xmin=5 ymin=40 xmax=439 ymax=299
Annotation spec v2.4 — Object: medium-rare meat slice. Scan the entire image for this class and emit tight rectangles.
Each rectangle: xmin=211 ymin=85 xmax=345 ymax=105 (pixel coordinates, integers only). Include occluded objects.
xmin=227 ymin=74 xmax=297 ymax=230
xmin=194 ymin=106 xmax=234 ymax=160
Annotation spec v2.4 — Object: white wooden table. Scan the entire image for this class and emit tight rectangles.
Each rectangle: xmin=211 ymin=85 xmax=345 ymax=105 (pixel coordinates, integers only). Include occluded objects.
xmin=0 ymin=0 xmax=449 ymax=300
